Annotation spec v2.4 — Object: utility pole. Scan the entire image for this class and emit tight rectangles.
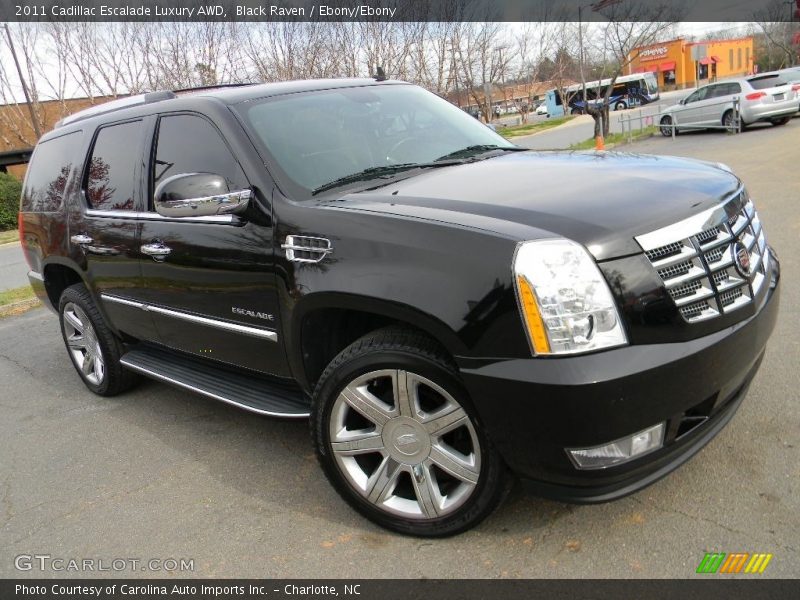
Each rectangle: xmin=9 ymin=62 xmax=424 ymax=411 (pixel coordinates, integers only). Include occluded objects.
xmin=4 ymin=23 xmax=42 ymax=140
xmin=449 ymin=42 xmax=462 ymax=109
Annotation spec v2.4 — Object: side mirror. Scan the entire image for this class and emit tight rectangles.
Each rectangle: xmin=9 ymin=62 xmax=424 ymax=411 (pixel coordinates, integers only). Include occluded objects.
xmin=154 ymin=172 xmax=251 ymax=218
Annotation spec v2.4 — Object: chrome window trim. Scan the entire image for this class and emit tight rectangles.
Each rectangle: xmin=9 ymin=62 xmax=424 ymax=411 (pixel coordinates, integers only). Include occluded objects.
xmin=635 ymin=187 xmax=747 ymax=252
xmin=85 ymin=209 xmax=237 ymax=224
xmin=101 ymin=294 xmax=278 ymax=342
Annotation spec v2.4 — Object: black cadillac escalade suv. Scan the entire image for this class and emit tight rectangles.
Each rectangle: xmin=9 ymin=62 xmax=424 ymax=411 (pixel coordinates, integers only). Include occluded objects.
xmin=19 ymin=79 xmax=780 ymax=536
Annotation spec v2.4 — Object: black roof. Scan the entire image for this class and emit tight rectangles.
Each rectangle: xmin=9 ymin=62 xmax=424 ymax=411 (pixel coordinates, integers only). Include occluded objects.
xmin=189 ymin=78 xmax=406 ymax=104
xmin=52 ymin=78 xmax=407 ymax=132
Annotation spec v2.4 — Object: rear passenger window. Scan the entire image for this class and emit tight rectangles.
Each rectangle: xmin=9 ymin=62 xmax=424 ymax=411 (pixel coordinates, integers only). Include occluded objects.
xmin=85 ymin=121 xmax=143 ymax=211
xmin=21 ymin=131 xmax=82 ymax=212
xmin=152 ymin=114 xmax=247 ymax=199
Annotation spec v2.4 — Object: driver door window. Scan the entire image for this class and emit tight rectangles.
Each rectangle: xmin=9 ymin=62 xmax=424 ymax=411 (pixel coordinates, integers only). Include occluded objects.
xmin=151 ymin=114 xmax=248 ymax=206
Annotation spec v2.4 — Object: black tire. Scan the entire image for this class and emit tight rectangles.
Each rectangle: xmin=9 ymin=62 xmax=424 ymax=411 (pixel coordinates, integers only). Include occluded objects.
xmin=614 ymin=101 xmax=627 ymax=111
xmin=571 ymin=107 xmax=583 ymax=115
xmin=311 ymin=326 xmax=510 ymax=537
xmin=58 ymin=283 xmax=138 ymax=396
xmin=722 ymin=110 xmax=738 ymax=132
xmin=770 ymin=117 xmax=790 ymax=126
xmin=659 ymin=116 xmax=675 ymax=137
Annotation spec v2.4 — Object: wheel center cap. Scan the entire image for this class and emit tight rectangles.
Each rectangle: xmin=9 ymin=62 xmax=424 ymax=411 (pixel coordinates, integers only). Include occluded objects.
xmin=383 ymin=417 xmax=431 ymax=464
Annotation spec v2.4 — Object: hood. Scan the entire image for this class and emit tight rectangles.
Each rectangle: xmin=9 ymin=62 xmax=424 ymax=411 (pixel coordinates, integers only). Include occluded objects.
xmin=327 ymin=151 xmax=741 ymax=261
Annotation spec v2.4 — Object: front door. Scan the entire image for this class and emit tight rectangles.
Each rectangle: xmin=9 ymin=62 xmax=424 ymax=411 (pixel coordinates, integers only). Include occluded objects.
xmin=136 ymin=112 xmax=287 ymax=376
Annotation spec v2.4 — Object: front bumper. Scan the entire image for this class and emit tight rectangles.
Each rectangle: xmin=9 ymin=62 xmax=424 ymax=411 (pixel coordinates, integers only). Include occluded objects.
xmin=459 ymin=255 xmax=780 ymax=503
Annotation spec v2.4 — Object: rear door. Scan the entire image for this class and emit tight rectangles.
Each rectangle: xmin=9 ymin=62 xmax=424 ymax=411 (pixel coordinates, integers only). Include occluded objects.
xmin=72 ymin=119 xmax=160 ymax=342
xmin=704 ymin=83 xmax=737 ymax=125
xmin=136 ymin=112 xmax=286 ymax=376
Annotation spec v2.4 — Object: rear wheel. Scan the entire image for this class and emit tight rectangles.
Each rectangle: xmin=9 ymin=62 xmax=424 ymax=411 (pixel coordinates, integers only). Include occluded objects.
xmin=571 ymin=107 xmax=583 ymax=115
xmin=659 ymin=115 xmax=675 ymax=137
xmin=311 ymin=327 xmax=509 ymax=537
xmin=614 ymin=101 xmax=627 ymax=111
xmin=58 ymin=283 xmax=137 ymax=396
xmin=722 ymin=110 xmax=738 ymax=132
xmin=770 ymin=116 xmax=790 ymax=126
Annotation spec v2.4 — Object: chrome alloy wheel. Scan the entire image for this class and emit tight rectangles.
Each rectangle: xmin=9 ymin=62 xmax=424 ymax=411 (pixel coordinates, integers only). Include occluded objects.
xmin=329 ymin=369 xmax=481 ymax=520
xmin=62 ymin=302 xmax=105 ymax=386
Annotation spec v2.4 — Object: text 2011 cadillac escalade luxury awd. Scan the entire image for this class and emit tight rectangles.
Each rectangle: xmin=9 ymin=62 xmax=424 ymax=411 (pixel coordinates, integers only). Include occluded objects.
xmin=19 ymin=79 xmax=780 ymax=536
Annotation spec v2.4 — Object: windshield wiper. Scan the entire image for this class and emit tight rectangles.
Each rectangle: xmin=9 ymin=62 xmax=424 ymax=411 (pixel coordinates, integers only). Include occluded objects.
xmin=434 ymin=144 xmax=525 ymax=161
xmin=312 ymin=163 xmax=447 ymax=195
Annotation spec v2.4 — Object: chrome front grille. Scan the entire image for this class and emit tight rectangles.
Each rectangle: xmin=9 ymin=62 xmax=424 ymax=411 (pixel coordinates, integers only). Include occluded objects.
xmin=636 ymin=189 xmax=769 ymax=323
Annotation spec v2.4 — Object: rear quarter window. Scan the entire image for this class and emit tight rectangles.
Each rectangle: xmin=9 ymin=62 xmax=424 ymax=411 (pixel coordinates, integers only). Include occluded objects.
xmin=21 ymin=131 xmax=83 ymax=212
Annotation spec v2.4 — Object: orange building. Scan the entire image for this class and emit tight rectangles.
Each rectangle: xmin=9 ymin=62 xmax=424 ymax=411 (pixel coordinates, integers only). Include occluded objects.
xmin=628 ymin=37 xmax=755 ymax=90
xmin=0 ymin=96 xmax=118 ymax=179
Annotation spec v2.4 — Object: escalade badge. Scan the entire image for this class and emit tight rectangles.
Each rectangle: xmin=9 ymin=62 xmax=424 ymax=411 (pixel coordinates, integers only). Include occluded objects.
xmin=732 ymin=240 xmax=751 ymax=278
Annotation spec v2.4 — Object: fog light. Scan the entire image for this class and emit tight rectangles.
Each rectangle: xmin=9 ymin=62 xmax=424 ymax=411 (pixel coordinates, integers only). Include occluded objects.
xmin=567 ymin=423 xmax=665 ymax=470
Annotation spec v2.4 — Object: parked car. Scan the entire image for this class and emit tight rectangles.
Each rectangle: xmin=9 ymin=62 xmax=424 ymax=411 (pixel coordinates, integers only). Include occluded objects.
xmin=535 ymin=103 xmax=548 ymax=116
xmin=775 ymin=67 xmax=800 ymax=116
xmin=659 ymin=73 xmax=800 ymax=135
xmin=20 ymin=78 xmax=780 ymax=537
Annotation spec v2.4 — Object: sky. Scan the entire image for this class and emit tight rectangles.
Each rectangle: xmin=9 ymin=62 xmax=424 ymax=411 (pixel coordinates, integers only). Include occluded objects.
xmin=0 ymin=21 xmax=762 ymax=103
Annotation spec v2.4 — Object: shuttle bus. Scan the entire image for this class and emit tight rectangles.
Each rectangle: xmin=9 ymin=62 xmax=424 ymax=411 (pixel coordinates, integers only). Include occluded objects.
xmin=544 ymin=72 xmax=659 ymax=117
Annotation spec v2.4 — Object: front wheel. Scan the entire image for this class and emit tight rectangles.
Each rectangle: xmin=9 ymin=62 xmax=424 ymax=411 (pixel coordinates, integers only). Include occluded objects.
xmin=311 ymin=327 xmax=509 ymax=537
xmin=614 ymin=101 xmax=627 ymax=111
xmin=770 ymin=117 xmax=790 ymax=126
xmin=660 ymin=115 xmax=675 ymax=137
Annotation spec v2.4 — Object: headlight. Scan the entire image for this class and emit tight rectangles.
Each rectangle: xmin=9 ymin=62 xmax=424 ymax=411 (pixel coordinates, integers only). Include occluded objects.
xmin=513 ymin=238 xmax=627 ymax=355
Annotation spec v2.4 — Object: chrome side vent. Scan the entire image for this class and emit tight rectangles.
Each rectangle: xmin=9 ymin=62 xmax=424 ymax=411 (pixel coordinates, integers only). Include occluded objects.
xmin=282 ymin=235 xmax=333 ymax=264
xmin=636 ymin=188 xmax=770 ymax=324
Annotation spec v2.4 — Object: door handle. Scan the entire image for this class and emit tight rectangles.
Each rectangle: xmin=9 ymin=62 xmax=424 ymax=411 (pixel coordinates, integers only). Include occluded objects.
xmin=70 ymin=234 xmax=93 ymax=245
xmin=141 ymin=241 xmax=172 ymax=262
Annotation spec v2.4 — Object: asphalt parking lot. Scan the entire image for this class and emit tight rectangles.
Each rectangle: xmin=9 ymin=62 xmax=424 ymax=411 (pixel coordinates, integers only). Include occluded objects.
xmin=1 ymin=120 xmax=798 ymax=579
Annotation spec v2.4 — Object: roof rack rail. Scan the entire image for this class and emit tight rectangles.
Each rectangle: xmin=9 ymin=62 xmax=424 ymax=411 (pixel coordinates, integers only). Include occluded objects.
xmin=173 ymin=82 xmax=259 ymax=94
xmin=55 ymin=91 xmax=177 ymax=128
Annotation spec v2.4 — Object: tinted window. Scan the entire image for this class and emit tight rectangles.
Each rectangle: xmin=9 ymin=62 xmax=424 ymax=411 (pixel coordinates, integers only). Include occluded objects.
xmin=85 ymin=121 xmax=143 ymax=211
xmin=748 ymin=75 xmax=788 ymax=90
xmin=152 ymin=115 xmax=247 ymax=198
xmin=685 ymin=87 xmax=711 ymax=103
xmin=709 ymin=84 xmax=737 ymax=98
xmin=22 ymin=131 xmax=82 ymax=212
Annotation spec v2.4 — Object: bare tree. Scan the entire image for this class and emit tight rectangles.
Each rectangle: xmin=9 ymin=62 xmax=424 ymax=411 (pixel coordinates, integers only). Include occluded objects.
xmin=453 ymin=21 xmax=511 ymax=122
xmin=584 ymin=0 xmax=684 ymax=138
xmin=754 ymin=0 xmax=800 ymax=69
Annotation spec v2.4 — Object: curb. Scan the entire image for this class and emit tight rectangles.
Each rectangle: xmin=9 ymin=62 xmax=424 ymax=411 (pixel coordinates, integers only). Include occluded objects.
xmin=0 ymin=297 xmax=41 ymax=318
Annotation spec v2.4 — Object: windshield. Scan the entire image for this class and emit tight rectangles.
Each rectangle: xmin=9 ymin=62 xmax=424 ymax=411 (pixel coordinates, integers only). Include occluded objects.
xmin=236 ymin=84 xmax=515 ymax=198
